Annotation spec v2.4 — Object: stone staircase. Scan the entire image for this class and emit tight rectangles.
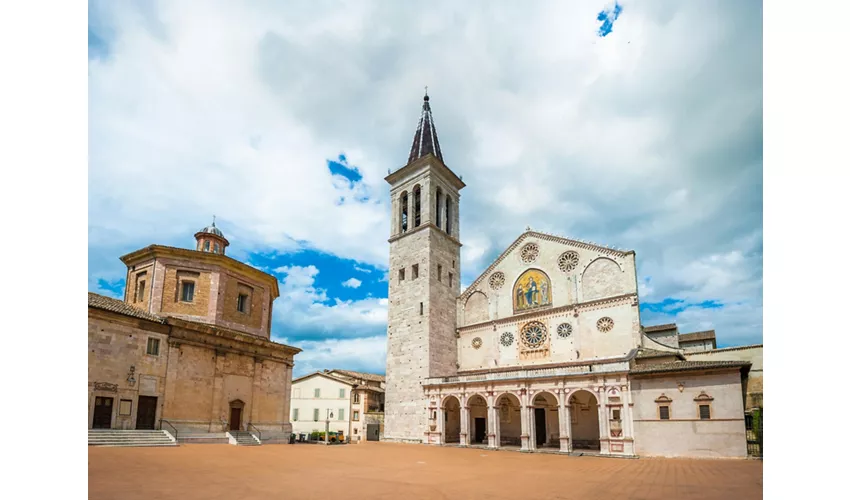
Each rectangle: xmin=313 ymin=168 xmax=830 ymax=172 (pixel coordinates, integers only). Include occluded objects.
xmin=229 ymin=431 xmax=261 ymax=446
xmin=89 ymin=429 xmax=177 ymax=447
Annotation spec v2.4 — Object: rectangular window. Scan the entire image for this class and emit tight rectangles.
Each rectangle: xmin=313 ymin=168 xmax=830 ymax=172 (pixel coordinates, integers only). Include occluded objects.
xmin=339 ymin=388 xmax=346 ymax=399
xmin=237 ymin=293 xmax=249 ymax=313
xmin=119 ymin=399 xmax=132 ymax=416
xmin=353 ymin=411 xmax=360 ymax=421
xmin=313 ymin=408 xmax=319 ymax=421
xmin=353 ymin=393 xmax=360 ymax=404
xmin=659 ymin=406 xmax=670 ymax=420
xmin=314 ymin=388 xmax=321 ymax=398
xmin=438 ymin=264 xmax=442 ymax=282
xmin=399 ymin=268 xmax=405 ymax=281
xmin=293 ymin=388 xmax=301 ymax=399
xmin=412 ymin=264 xmax=419 ymax=279
xmin=180 ymin=281 xmax=195 ymax=302
xmin=214 ymin=242 xmax=220 ymax=253
xmin=338 ymin=409 xmax=345 ymax=421
xmin=448 ymin=272 xmax=453 ymax=286
xmin=420 ymin=302 xmax=423 ymax=315
xmin=136 ymin=280 xmax=146 ymax=303
xmin=452 ymin=260 xmax=455 ymax=269
xmin=293 ymin=408 xmax=299 ymax=421
xmin=612 ymin=409 xmax=621 ymax=420
xmin=146 ymin=337 xmax=160 ymax=356
xmin=204 ymin=240 xmax=210 ymax=251
xmin=699 ymin=404 xmax=711 ymax=420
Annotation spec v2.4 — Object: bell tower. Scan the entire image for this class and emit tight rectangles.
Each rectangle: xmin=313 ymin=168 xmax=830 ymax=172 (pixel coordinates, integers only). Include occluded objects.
xmin=383 ymin=92 xmax=465 ymax=442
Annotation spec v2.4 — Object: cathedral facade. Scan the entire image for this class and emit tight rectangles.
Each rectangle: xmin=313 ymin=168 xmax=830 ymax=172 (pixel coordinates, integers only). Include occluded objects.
xmin=383 ymin=94 xmax=756 ymax=458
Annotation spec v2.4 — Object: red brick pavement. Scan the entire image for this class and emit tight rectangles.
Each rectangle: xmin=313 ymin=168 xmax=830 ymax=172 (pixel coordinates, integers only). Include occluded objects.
xmin=88 ymin=442 xmax=763 ymax=500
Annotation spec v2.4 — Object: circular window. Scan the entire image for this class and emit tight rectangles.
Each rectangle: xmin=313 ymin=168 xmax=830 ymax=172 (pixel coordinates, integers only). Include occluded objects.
xmin=500 ymin=331 xmax=514 ymax=347
xmin=597 ymin=317 xmax=614 ymax=333
xmin=558 ymin=251 xmax=580 ymax=273
xmin=520 ymin=243 xmax=539 ymax=263
xmin=557 ymin=323 xmax=572 ymax=338
xmin=520 ymin=321 xmax=548 ymax=349
xmin=472 ymin=337 xmax=483 ymax=349
xmin=488 ymin=272 xmax=505 ymax=290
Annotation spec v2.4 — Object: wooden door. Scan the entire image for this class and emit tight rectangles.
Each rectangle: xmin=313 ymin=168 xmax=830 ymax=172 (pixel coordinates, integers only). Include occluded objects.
xmin=136 ymin=396 xmax=158 ymax=430
xmin=534 ymin=408 xmax=546 ymax=445
xmin=92 ymin=397 xmax=113 ymax=429
xmin=230 ymin=407 xmax=242 ymax=431
xmin=474 ymin=417 xmax=486 ymax=443
xmin=366 ymin=424 xmax=380 ymax=441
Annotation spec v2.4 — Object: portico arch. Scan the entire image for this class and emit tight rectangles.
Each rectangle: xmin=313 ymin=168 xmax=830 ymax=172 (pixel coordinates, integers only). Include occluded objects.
xmin=494 ymin=393 xmax=521 ymax=448
xmin=467 ymin=394 xmax=488 ymax=445
xmin=569 ymin=390 xmax=600 ymax=451
xmin=530 ymin=391 xmax=560 ymax=449
xmin=442 ymin=395 xmax=461 ymax=444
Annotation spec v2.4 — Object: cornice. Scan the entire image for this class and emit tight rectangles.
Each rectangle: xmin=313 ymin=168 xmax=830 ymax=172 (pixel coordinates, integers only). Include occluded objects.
xmin=457 ymin=293 xmax=638 ymax=332
xmin=167 ymin=317 xmax=300 ymax=361
xmin=385 ymin=153 xmax=465 ymax=191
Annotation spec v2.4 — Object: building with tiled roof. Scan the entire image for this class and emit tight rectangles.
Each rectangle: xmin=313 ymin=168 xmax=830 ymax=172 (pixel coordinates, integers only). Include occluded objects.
xmin=88 ymin=223 xmax=300 ymax=443
xmin=382 ymin=92 xmax=761 ymax=460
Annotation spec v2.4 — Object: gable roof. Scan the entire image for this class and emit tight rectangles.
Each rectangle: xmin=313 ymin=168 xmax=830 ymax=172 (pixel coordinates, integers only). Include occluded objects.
xmin=679 ymin=330 xmax=717 ymax=343
xmin=459 ymin=230 xmax=634 ymax=300
xmin=88 ymin=292 xmax=166 ymax=324
xmin=327 ymin=369 xmax=385 ymax=383
xmin=630 ymin=360 xmax=751 ymax=376
xmin=292 ymin=371 xmax=356 ymax=387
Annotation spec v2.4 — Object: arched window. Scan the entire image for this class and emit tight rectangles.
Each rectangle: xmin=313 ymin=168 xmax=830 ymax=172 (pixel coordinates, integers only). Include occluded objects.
xmin=400 ymin=191 xmax=409 ymax=232
xmin=413 ymin=185 xmax=422 ymax=228
xmin=435 ymin=188 xmax=443 ymax=229
xmin=445 ymin=196 xmax=452 ymax=235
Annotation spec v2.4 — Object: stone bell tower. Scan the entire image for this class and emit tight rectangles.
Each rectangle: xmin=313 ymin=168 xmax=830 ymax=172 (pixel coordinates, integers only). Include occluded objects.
xmin=382 ymin=92 xmax=465 ymax=443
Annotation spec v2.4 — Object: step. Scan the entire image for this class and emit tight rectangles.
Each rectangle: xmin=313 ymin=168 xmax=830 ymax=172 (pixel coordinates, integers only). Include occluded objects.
xmin=88 ymin=429 xmax=177 ymax=447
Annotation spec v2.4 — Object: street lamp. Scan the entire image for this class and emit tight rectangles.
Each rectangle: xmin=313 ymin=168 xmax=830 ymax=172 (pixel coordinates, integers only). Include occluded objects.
xmin=325 ymin=409 xmax=334 ymax=445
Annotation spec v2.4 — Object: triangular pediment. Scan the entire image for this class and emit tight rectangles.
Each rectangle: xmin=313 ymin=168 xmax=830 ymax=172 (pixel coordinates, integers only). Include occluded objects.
xmin=459 ymin=230 xmax=633 ymax=301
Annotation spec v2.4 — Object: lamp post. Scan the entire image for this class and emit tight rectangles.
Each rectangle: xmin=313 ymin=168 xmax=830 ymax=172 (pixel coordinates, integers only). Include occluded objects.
xmin=325 ymin=409 xmax=334 ymax=445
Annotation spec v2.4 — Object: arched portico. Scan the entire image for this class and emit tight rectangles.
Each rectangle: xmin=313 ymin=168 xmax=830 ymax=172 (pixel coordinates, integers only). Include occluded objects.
xmin=494 ymin=393 xmax=522 ymax=449
xmin=569 ymin=390 xmax=601 ymax=451
xmin=442 ymin=395 xmax=461 ymax=444
xmin=466 ymin=394 xmax=488 ymax=446
xmin=528 ymin=391 xmax=560 ymax=451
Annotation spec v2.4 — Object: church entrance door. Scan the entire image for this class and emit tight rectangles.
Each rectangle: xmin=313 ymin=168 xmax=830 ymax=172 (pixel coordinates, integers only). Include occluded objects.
xmin=534 ymin=408 xmax=546 ymax=446
xmin=474 ymin=417 xmax=486 ymax=444
xmin=230 ymin=407 xmax=242 ymax=431
xmin=136 ymin=396 xmax=157 ymax=430
xmin=92 ymin=397 xmax=113 ymax=429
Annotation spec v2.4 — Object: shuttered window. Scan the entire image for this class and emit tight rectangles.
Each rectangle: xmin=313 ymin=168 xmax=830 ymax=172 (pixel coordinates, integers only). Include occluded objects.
xmin=699 ymin=405 xmax=711 ymax=420
xmin=659 ymin=406 xmax=670 ymax=420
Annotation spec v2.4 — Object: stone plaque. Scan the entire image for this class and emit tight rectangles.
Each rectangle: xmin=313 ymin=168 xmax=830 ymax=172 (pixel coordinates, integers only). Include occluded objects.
xmin=139 ymin=376 xmax=157 ymax=395
xmin=93 ymin=382 xmax=118 ymax=392
xmin=119 ymin=399 xmax=133 ymax=416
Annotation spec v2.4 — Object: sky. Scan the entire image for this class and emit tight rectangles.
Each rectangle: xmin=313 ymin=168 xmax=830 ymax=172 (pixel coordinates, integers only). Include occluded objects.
xmin=88 ymin=0 xmax=763 ymax=378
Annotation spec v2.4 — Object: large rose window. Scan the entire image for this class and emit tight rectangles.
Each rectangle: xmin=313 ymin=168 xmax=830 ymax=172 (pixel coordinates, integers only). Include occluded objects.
xmin=521 ymin=321 xmax=548 ymax=349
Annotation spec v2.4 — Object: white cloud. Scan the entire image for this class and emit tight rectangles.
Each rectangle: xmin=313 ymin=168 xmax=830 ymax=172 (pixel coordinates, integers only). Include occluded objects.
xmin=280 ymin=335 xmax=387 ymax=379
xmin=89 ymin=0 xmax=762 ymax=346
xmin=341 ymin=278 xmax=362 ymax=289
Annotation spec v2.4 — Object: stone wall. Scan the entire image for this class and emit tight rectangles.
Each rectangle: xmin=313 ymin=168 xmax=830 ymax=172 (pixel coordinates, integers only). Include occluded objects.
xmin=686 ymin=345 xmax=763 ymax=409
xmin=631 ymin=370 xmax=748 ymax=458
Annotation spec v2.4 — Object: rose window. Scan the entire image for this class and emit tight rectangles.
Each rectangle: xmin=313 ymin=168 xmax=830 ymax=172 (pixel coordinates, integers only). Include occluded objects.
xmin=500 ymin=331 xmax=514 ymax=347
xmin=558 ymin=251 xmax=580 ymax=273
xmin=557 ymin=323 xmax=572 ymax=338
xmin=520 ymin=243 xmax=539 ymax=263
xmin=520 ymin=321 xmax=548 ymax=349
xmin=597 ymin=317 xmax=614 ymax=333
xmin=472 ymin=337 xmax=483 ymax=349
xmin=488 ymin=272 xmax=505 ymax=290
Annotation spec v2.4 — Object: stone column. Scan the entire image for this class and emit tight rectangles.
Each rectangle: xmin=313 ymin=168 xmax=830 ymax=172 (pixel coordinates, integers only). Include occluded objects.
xmin=493 ymin=402 xmax=501 ymax=449
xmin=596 ymin=402 xmax=608 ymax=454
xmin=460 ymin=398 xmax=469 ymax=446
xmin=487 ymin=393 xmax=497 ymax=449
xmin=209 ymin=350 xmax=226 ymax=433
xmin=162 ymin=341 xmax=181 ymax=421
xmin=520 ymin=392 xmax=530 ymax=451
xmin=528 ymin=405 xmax=537 ymax=452
xmin=564 ymin=404 xmax=573 ymax=453
xmin=436 ymin=403 xmax=445 ymax=445
xmin=249 ymin=358 xmax=263 ymax=426
xmin=558 ymin=389 xmax=570 ymax=453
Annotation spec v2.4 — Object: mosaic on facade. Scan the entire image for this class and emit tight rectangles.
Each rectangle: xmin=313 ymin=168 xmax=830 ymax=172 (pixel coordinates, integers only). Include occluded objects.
xmin=513 ymin=268 xmax=552 ymax=312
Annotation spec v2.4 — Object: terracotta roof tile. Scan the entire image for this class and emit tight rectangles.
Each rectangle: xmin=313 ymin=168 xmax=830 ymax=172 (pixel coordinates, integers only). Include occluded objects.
xmin=678 ymin=330 xmax=717 ymax=342
xmin=88 ymin=292 xmax=165 ymax=324
xmin=630 ymin=360 xmax=750 ymax=375
xmin=635 ymin=348 xmax=684 ymax=359
xmin=328 ymin=369 xmax=385 ymax=383
xmin=643 ymin=323 xmax=678 ymax=333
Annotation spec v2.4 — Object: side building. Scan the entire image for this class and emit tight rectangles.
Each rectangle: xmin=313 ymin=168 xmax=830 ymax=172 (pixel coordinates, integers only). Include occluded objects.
xmin=88 ymin=221 xmax=301 ymax=441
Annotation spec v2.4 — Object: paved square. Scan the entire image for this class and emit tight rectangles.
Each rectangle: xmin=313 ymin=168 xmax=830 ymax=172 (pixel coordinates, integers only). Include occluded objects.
xmin=88 ymin=443 xmax=763 ymax=500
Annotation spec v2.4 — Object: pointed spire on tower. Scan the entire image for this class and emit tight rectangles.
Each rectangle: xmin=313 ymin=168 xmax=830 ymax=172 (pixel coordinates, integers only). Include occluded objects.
xmin=407 ymin=88 xmax=444 ymax=164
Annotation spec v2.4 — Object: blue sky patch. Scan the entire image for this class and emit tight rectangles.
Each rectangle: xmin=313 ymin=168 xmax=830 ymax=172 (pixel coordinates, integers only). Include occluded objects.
xmin=327 ymin=154 xmax=362 ymax=186
xmin=88 ymin=28 xmax=110 ymax=60
xmin=596 ymin=2 xmax=623 ymax=37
